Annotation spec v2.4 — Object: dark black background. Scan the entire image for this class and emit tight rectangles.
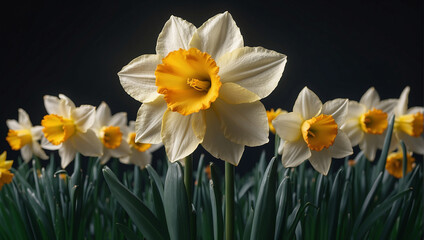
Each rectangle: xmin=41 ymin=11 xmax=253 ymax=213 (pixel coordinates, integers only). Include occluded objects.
xmin=1 ymin=1 xmax=422 ymax=173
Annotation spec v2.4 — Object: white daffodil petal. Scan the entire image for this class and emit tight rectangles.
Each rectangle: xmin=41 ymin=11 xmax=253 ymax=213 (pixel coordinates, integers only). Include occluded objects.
xmin=118 ymin=54 xmax=161 ymax=103
xmin=96 ymin=102 xmax=112 ymax=127
xmin=59 ymin=94 xmax=76 ymax=109
xmin=148 ymin=143 xmax=163 ymax=153
xmin=72 ymin=105 xmax=96 ymax=133
xmin=18 ymin=108 xmax=32 ymax=128
xmin=278 ymin=140 xmax=284 ymax=155
xmin=71 ymin=130 xmax=103 ymax=157
xmin=30 ymin=126 xmax=44 ymax=140
xmin=213 ymin=99 xmax=268 ymax=147
xmin=59 ymin=141 xmax=76 ymax=168
xmin=217 ymin=46 xmax=287 ymax=98
xmin=359 ymin=87 xmax=380 ymax=109
xmin=190 ymin=11 xmax=243 ymax=60
xmin=161 ymin=110 xmax=200 ymax=162
xmin=131 ymin=151 xmax=152 ymax=169
xmin=341 ymin=119 xmax=363 ymax=146
xmin=406 ymin=106 xmax=424 ymax=114
xmin=109 ymin=112 xmax=128 ymax=127
xmin=202 ymin=109 xmax=244 ymax=166
xmin=293 ymin=87 xmax=322 ymax=119
xmin=346 ymin=101 xmax=366 ymax=119
xmin=398 ymin=132 xmax=424 ymax=155
xmin=395 ymin=86 xmax=409 ymax=115
xmin=41 ymin=137 xmax=61 ymax=150
xmin=6 ymin=119 xmax=22 ymax=130
xmin=109 ymin=141 xmax=132 ymax=158
xmin=219 ymin=82 xmax=260 ymax=104
xmin=322 ymin=98 xmax=348 ymax=125
xmin=191 ymin=112 xmax=206 ymax=142
xmin=281 ymin=140 xmax=311 ymax=168
xmin=31 ymin=141 xmax=48 ymax=160
xmin=359 ymin=134 xmax=379 ymax=161
xmin=308 ymin=149 xmax=332 ymax=175
xmin=119 ymin=156 xmax=131 ymax=165
xmin=44 ymin=95 xmax=68 ymax=116
xmin=20 ymin=145 xmax=32 ymax=162
xmin=100 ymin=152 xmax=112 ymax=165
xmin=273 ymin=112 xmax=303 ymax=142
xmin=135 ymin=97 xmax=167 ymax=144
xmin=156 ymin=15 xmax=197 ymax=57
xmin=330 ymin=131 xmax=353 ymax=158
xmin=377 ymin=99 xmax=398 ymax=115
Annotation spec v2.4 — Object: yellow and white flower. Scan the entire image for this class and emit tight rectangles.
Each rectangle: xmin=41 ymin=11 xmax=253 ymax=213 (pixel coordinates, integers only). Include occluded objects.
xmin=41 ymin=94 xmax=103 ymax=168
xmin=391 ymin=86 xmax=424 ymax=154
xmin=385 ymin=149 xmax=415 ymax=179
xmin=6 ymin=108 xmax=48 ymax=162
xmin=118 ymin=12 xmax=287 ymax=165
xmin=119 ymin=121 xmax=162 ymax=169
xmin=341 ymin=87 xmax=398 ymax=161
xmin=266 ymin=108 xmax=287 ymax=154
xmin=0 ymin=151 xmax=14 ymax=190
xmin=92 ymin=102 xmax=131 ymax=164
xmin=273 ymin=87 xmax=353 ymax=175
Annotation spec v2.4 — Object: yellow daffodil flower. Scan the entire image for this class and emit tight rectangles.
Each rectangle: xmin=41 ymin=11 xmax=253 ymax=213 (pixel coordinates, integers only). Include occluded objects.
xmin=119 ymin=121 xmax=162 ymax=169
xmin=118 ymin=12 xmax=287 ymax=165
xmin=6 ymin=108 xmax=48 ymax=162
xmin=0 ymin=151 xmax=14 ymax=190
xmin=272 ymin=87 xmax=353 ymax=175
xmin=267 ymin=108 xmax=287 ymax=154
xmin=41 ymin=94 xmax=103 ymax=168
xmin=92 ymin=102 xmax=131 ymax=164
xmin=390 ymin=87 xmax=424 ymax=155
xmin=385 ymin=149 xmax=415 ymax=179
xmin=341 ymin=87 xmax=398 ymax=161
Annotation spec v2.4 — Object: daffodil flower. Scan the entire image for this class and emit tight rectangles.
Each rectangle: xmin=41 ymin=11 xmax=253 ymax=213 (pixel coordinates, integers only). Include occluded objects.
xmin=0 ymin=151 xmax=14 ymax=190
xmin=272 ymin=87 xmax=353 ymax=175
xmin=6 ymin=108 xmax=48 ymax=162
xmin=390 ymin=86 xmax=424 ymax=154
xmin=119 ymin=121 xmax=162 ymax=169
xmin=118 ymin=12 xmax=287 ymax=165
xmin=385 ymin=149 xmax=415 ymax=179
xmin=92 ymin=102 xmax=131 ymax=164
xmin=341 ymin=87 xmax=398 ymax=161
xmin=266 ymin=108 xmax=287 ymax=154
xmin=41 ymin=94 xmax=103 ymax=168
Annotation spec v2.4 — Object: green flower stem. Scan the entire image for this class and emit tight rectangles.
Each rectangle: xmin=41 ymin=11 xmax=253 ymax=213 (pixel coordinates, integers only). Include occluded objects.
xmin=225 ymin=162 xmax=235 ymax=240
xmin=184 ymin=155 xmax=193 ymax=202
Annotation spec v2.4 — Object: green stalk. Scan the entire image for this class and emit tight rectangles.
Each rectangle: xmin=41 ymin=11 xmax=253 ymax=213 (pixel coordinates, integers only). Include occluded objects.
xmin=184 ymin=155 xmax=193 ymax=202
xmin=225 ymin=162 xmax=235 ymax=240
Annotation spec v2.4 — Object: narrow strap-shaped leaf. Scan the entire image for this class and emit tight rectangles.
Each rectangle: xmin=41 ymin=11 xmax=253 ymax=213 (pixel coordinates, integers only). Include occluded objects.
xmin=164 ymin=162 xmax=191 ymax=240
xmin=242 ymin=208 xmax=254 ymax=240
xmin=209 ymin=163 xmax=223 ymax=240
xmin=379 ymin=199 xmax=402 ymax=240
xmin=102 ymin=166 xmax=166 ymax=240
xmin=286 ymin=202 xmax=315 ymax=238
xmin=374 ymin=115 xmax=394 ymax=179
xmin=250 ymin=157 xmax=277 ymax=240
xmin=146 ymin=164 xmax=164 ymax=200
xmin=274 ymin=177 xmax=289 ymax=240
xmin=116 ymin=223 xmax=139 ymax=240
xmin=328 ymin=169 xmax=343 ymax=240
xmin=150 ymin=179 xmax=168 ymax=237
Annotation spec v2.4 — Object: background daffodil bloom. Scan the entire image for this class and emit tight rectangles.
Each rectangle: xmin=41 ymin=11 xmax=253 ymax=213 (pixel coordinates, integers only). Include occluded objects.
xmin=390 ymin=86 xmax=424 ymax=155
xmin=273 ymin=87 xmax=353 ymax=175
xmin=119 ymin=121 xmax=162 ymax=169
xmin=41 ymin=94 xmax=103 ymax=168
xmin=6 ymin=108 xmax=48 ymax=162
xmin=118 ymin=12 xmax=287 ymax=165
xmin=92 ymin=102 xmax=131 ymax=164
xmin=385 ymin=148 xmax=416 ymax=179
xmin=0 ymin=151 xmax=14 ymax=190
xmin=341 ymin=87 xmax=398 ymax=161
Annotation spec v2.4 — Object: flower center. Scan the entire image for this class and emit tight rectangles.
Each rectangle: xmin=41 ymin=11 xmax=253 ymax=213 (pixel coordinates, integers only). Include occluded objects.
xmin=100 ymin=126 xmax=122 ymax=149
xmin=395 ymin=112 xmax=423 ymax=137
xmin=128 ymin=132 xmax=151 ymax=152
xmin=155 ymin=48 xmax=221 ymax=116
xmin=359 ymin=108 xmax=388 ymax=134
xmin=301 ymin=114 xmax=338 ymax=151
xmin=41 ymin=114 xmax=76 ymax=145
xmin=266 ymin=108 xmax=286 ymax=134
xmin=6 ymin=129 xmax=32 ymax=150
xmin=385 ymin=151 xmax=415 ymax=179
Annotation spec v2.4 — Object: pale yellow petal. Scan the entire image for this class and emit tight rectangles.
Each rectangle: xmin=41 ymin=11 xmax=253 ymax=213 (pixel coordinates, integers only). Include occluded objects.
xmin=71 ymin=130 xmax=103 ymax=157
xmin=281 ymin=139 xmax=311 ymax=168
xmin=293 ymin=87 xmax=322 ymax=119
xmin=218 ymin=82 xmax=260 ymax=104
xmin=359 ymin=87 xmax=380 ymax=109
xmin=135 ymin=97 xmax=168 ymax=144
xmin=273 ymin=112 xmax=303 ymax=142
xmin=59 ymin=141 xmax=76 ymax=168
xmin=321 ymin=99 xmax=348 ymax=125
xmin=18 ymin=108 xmax=32 ymax=129
xmin=329 ymin=131 xmax=353 ymax=158
xmin=308 ymin=149 xmax=332 ymax=175
xmin=72 ymin=105 xmax=96 ymax=133
xmin=341 ymin=119 xmax=364 ymax=146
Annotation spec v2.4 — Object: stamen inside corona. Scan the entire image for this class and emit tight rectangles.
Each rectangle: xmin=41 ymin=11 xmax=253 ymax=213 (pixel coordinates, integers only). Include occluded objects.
xmin=6 ymin=129 xmax=32 ymax=150
xmin=128 ymin=133 xmax=151 ymax=152
xmin=41 ymin=114 xmax=76 ymax=145
xmin=301 ymin=114 xmax=338 ymax=151
xmin=100 ymin=126 xmax=122 ymax=149
xmin=359 ymin=108 xmax=388 ymax=134
xmin=155 ymin=48 xmax=221 ymax=116
xmin=395 ymin=112 xmax=423 ymax=137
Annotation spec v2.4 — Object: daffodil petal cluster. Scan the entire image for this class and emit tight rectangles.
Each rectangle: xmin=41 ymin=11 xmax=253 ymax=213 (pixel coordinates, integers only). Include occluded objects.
xmin=0 ymin=151 xmax=14 ymax=190
xmin=41 ymin=94 xmax=103 ymax=168
xmin=119 ymin=121 xmax=162 ymax=169
xmin=341 ymin=87 xmax=398 ymax=161
xmin=391 ymin=86 xmax=424 ymax=155
xmin=273 ymin=87 xmax=353 ymax=175
xmin=6 ymin=108 xmax=48 ymax=162
xmin=118 ymin=12 xmax=287 ymax=165
xmin=385 ymin=149 xmax=415 ymax=179
xmin=92 ymin=102 xmax=131 ymax=164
